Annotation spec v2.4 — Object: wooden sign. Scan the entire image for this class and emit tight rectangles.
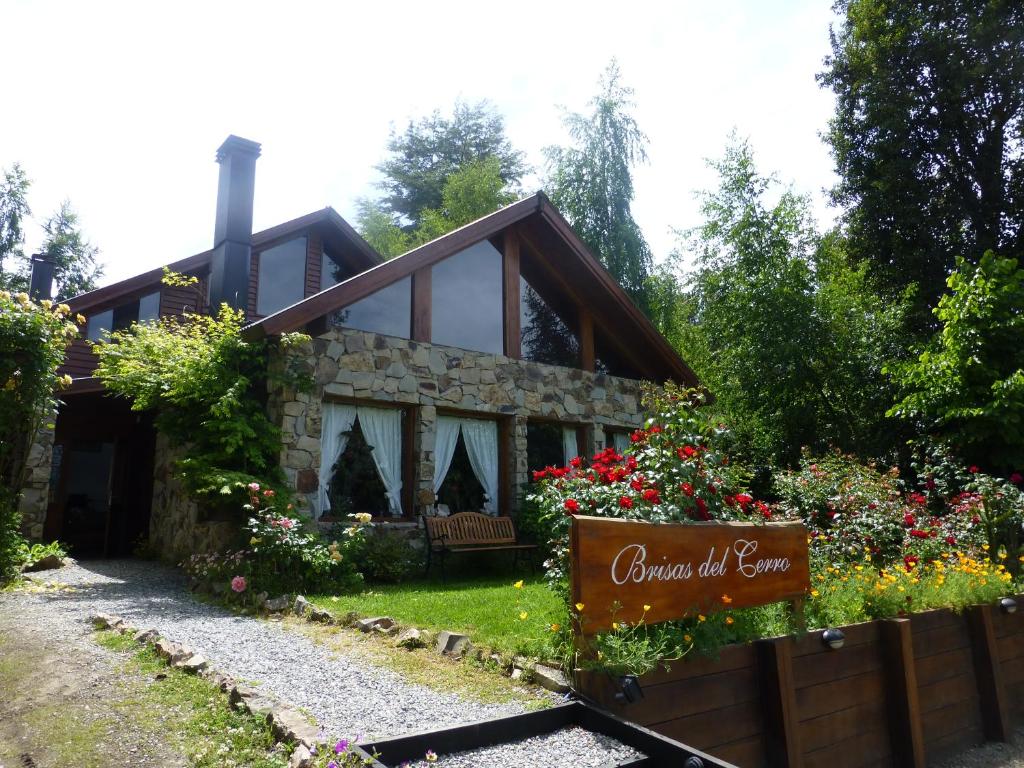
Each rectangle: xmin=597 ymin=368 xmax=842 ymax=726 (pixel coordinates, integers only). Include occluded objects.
xmin=570 ymin=515 xmax=810 ymax=634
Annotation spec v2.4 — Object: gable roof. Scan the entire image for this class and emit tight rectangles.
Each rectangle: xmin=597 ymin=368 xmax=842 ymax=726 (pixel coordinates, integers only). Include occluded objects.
xmin=65 ymin=207 xmax=381 ymax=315
xmin=245 ymin=192 xmax=702 ymax=388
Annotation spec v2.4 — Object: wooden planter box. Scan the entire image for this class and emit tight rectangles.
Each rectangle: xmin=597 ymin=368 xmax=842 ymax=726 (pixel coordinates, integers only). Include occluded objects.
xmin=575 ymin=598 xmax=1024 ymax=768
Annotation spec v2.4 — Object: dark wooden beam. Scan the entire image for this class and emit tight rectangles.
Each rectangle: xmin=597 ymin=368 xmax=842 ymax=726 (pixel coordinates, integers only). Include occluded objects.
xmin=503 ymin=227 xmax=521 ymax=359
xmin=579 ymin=307 xmax=595 ymax=373
xmin=402 ymin=405 xmax=416 ymax=518
xmin=756 ymin=635 xmax=803 ymax=768
xmin=498 ymin=417 xmax=512 ymax=517
xmin=412 ymin=267 xmax=431 ymax=342
xmin=968 ymin=604 xmax=1011 ymax=742
xmin=880 ymin=618 xmax=926 ymax=768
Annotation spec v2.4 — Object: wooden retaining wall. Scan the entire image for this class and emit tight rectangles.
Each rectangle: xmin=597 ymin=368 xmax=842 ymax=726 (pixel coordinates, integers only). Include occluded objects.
xmin=576 ymin=598 xmax=1024 ymax=767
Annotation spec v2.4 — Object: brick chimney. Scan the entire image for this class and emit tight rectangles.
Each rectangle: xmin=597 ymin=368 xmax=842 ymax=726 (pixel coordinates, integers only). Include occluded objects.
xmin=208 ymin=135 xmax=261 ymax=311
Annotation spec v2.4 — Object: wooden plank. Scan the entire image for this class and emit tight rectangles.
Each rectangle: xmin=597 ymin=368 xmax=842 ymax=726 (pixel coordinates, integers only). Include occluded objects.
xmin=792 ymin=641 xmax=882 ymax=689
xmin=910 ymin=607 xmax=961 ymax=635
xmin=795 ymin=670 xmax=884 ymax=720
xmin=579 ymin=307 xmax=595 ymax=372
xmin=880 ymin=618 xmax=926 ymax=768
xmin=798 ymin=698 xmax=886 ymax=754
xmin=757 ymin=635 xmax=803 ymax=768
xmin=411 ymin=267 xmax=431 ymax=342
xmin=608 ymin=665 xmax=762 ymax=726
xmin=968 ymin=604 xmax=1011 ymax=741
xmin=650 ymin=699 xmax=763 ymax=750
xmin=502 ymin=227 xmax=521 ymax=359
xmin=920 ymin=698 xmax=983 ymax=753
xmin=917 ymin=672 xmax=980 ymax=714
xmin=914 ymin=645 xmax=973 ymax=687
xmin=912 ymin=622 xmax=972 ymax=659
xmin=791 ymin=621 xmax=878 ymax=657
xmin=924 ymin=723 xmax=985 ymax=765
xmin=712 ymin=735 xmax=765 ymax=768
xmin=803 ymin=726 xmax=892 ymax=768
xmin=996 ymin=630 xmax=1024 ymax=662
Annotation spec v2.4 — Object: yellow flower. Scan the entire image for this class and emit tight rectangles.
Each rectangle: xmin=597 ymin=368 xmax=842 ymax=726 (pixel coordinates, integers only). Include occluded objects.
xmin=250 ymin=536 xmax=260 ymax=545
xmin=354 ymin=512 xmax=372 ymax=524
xmin=725 ymin=616 xmax=734 ymax=625
xmin=810 ymin=589 xmax=819 ymax=597
xmin=698 ymin=614 xmax=706 ymax=622
xmin=683 ymin=634 xmax=692 ymax=643
xmin=519 ymin=611 xmax=528 ymax=620
xmin=550 ymin=623 xmax=560 ymax=632
xmin=575 ymin=602 xmax=585 ymax=612
xmin=513 ymin=580 xmax=524 ymax=589
xmin=721 ymin=594 xmax=732 ymax=604
xmin=75 ymin=313 xmax=86 ymax=325
xmin=643 ymin=604 xmax=652 ymax=612
xmin=57 ymin=303 xmax=71 ymax=315
xmin=612 ymin=622 xmax=619 ymax=630
xmin=330 ymin=551 xmax=342 ymax=562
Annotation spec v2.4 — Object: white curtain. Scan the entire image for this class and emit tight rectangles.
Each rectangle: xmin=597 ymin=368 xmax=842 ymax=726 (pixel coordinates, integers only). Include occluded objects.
xmin=612 ymin=430 xmax=630 ymax=453
xmin=357 ymin=406 xmax=404 ymax=516
xmin=318 ymin=402 xmax=357 ymax=514
xmin=563 ymin=426 xmax=579 ymax=466
xmin=433 ymin=415 xmax=462 ymax=495
xmin=462 ymin=418 xmax=500 ymax=515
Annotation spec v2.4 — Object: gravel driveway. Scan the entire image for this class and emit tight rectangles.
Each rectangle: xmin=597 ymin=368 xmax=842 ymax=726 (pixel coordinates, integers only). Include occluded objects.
xmin=2 ymin=559 xmax=525 ymax=742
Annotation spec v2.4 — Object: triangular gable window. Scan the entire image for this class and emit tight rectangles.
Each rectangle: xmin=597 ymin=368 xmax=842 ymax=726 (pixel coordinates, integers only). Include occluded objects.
xmin=333 ymin=276 xmax=411 ymax=338
xmin=520 ymin=276 xmax=579 ymax=367
xmin=431 ymin=240 xmax=503 ymax=354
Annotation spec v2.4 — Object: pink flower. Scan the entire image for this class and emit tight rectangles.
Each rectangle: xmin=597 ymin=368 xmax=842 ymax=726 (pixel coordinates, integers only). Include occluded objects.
xmin=247 ymin=482 xmax=260 ymax=491
xmin=1011 ymin=473 xmax=1023 ymax=485
xmin=230 ymin=575 xmax=247 ymax=593
xmin=278 ymin=518 xmax=294 ymax=529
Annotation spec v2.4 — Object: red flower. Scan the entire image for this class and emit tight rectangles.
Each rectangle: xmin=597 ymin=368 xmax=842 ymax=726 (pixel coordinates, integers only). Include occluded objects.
xmin=694 ymin=497 xmax=710 ymax=521
xmin=909 ymin=529 xmax=928 ymax=539
xmin=630 ymin=430 xmax=646 ymax=444
xmin=678 ymin=445 xmax=697 ymax=459
xmin=262 ymin=489 xmax=276 ymax=498
xmin=570 ymin=456 xmax=583 ymax=468
xmin=945 ymin=535 xmax=956 ymax=545
xmin=867 ymin=502 xmax=878 ymax=510
xmin=1011 ymin=472 xmax=1023 ymax=485
xmin=903 ymin=513 xmax=916 ymax=527
xmin=707 ymin=483 xmax=718 ymax=495
xmin=755 ymin=500 xmax=772 ymax=519
xmin=971 ymin=514 xmax=981 ymax=525
xmin=904 ymin=555 xmax=919 ymax=572
xmin=618 ymin=495 xmax=634 ymax=509
xmin=969 ymin=465 xmax=980 ymax=473
xmin=680 ymin=482 xmax=694 ymax=497
xmin=735 ymin=493 xmax=753 ymax=508
xmin=630 ymin=477 xmax=645 ymax=492
xmin=642 ymin=488 xmax=661 ymax=505
xmin=925 ymin=477 xmax=936 ymax=490
xmin=564 ymin=499 xmax=580 ymax=514
xmin=724 ymin=495 xmax=736 ymax=507
xmin=908 ymin=492 xmax=927 ymax=505
xmin=532 ymin=470 xmax=547 ymax=482
xmin=625 ymin=456 xmax=638 ymax=471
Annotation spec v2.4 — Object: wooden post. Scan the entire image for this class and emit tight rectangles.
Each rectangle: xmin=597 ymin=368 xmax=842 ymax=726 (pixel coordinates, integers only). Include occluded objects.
xmin=579 ymin=308 xmax=595 ymax=372
xmin=412 ymin=267 xmax=431 ymax=342
xmin=756 ymin=635 xmax=803 ymax=768
xmin=880 ymin=618 xmax=926 ymax=768
xmin=502 ymin=228 xmax=521 ymax=359
xmin=967 ymin=604 xmax=1011 ymax=741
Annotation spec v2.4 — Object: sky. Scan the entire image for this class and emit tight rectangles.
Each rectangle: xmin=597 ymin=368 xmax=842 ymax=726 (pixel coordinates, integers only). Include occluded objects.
xmin=2 ymin=1 xmax=843 ymax=287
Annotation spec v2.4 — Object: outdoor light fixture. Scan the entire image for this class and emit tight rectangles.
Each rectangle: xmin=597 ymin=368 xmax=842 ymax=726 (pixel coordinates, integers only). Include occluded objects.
xmin=1000 ymin=597 xmax=1018 ymax=614
xmin=821 ymin=628 xmax=845 ymax=650
xmin=684 ymin=757 xmax=706 ymax=768
xmin=614 ymin=674 xmax=645 ymax=704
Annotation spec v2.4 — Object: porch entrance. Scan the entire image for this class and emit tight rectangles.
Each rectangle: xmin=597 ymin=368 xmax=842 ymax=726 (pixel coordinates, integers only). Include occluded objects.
xmin=44 ymin=391 xmax=155 ymax=557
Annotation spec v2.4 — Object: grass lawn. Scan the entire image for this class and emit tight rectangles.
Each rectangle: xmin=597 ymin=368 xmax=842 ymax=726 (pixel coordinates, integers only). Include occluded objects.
xmin=310 ymin=574 xmax=567 ymax=658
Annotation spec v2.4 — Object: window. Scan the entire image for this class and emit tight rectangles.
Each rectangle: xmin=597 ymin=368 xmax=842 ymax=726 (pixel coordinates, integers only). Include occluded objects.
xmin=436 ymin=434 xmax=487 ymax=514
xmin=527 ymin=421 xmax=581 ymax=477
xmin=595 ymin=328 xmax=644 ymax=380
xmin=256 ymin=237 xmax=307 ymax=316
xmin=433 ymin=415 xmax=501 ymax=514
xmin=138 ymin=291 xmax=160 ymax=322
xmin=432 ymin=241 xmax=503 ymax=354
xmin=86 ymin=309 xmax=113 ymax=342
xmin=520 ymin=276 xmax=579 ymax=367
xmin=326 ymin=422 xmax=390 ymax=518
xmin=334 ymin=277 xmax=411 ymax=338
xmin=321 ymin=250 xmax=347 ymax=290
xmin=605 ymin=428 xmax=632 ymax=453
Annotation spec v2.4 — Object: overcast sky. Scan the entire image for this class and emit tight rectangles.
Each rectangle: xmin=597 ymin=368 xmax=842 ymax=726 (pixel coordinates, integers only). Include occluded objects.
xmin=2 ymin=1 xmax=842 ymax=287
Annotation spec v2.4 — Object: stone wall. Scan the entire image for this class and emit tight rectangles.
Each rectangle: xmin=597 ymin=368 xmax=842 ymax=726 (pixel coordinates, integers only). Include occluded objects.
xmin=270 ymin=326 xmax=646 ymax=518
xmin=18 ymin=417 xmax=56 ymax=540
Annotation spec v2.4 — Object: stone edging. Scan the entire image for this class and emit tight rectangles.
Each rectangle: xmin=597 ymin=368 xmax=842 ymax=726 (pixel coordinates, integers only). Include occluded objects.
xmin=88 ymin=611 xmax=320 ymax=768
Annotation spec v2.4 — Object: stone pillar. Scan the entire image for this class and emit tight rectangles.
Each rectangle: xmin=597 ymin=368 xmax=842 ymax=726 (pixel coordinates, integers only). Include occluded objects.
xmin=415 ymin=405 xmax=437 ymax=515
xmin=17 ymin=417 xmax=56 ymax=540
xmin=512 ymin=415 xmax=529 ymax=511
xmin=592 ymin=423 xmax=607 ymax=453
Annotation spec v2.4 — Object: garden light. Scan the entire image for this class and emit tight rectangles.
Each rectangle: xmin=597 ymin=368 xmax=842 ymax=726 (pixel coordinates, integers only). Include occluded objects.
xmin=614 ymin=674 xmax=645 ymax=704
xmin=684 ymin=757 xmax=706 ymax=768
xmin=1000 ymin=597 xmax=1018 ymax=614
xmin=821 ymin=628 xmax=845 ymax=650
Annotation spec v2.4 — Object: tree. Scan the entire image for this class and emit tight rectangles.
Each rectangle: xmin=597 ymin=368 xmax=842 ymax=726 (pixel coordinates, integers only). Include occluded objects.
xmin=376 ymin=100 xmax=528 ymax=228
xmin=819 ymin=0 xmax=1024 ymax=323
xmin=888 ymin=252 xmax=1024 ymax=472
xmin=679 ymin=138 xmax=910 ymax=466
xmin=39 ymin=200 xmax=102 ymax=300
xmin=0 ymin=164 xmax=31 ymax=292
xmin=545 ymin=61 xmax=654 ymax=313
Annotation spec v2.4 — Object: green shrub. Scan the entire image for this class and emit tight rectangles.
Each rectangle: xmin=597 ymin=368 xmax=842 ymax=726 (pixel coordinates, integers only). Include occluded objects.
xmin=17 ymin=540 xmax=67 ymax=568
xmin=347 ymin=527 xmax=422 ymax=583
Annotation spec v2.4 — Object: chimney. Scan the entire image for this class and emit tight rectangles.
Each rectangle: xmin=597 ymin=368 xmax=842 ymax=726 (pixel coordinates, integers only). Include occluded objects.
xmin=209 ymin=135 xmax=261 ymax=311
xmin=28 ymin=253 xmax=55 ymax=301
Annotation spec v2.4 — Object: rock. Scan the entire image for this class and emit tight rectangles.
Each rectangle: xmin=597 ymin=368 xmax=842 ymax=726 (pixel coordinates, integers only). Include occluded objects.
xmin=340 ymin=611 xmax=360 ymax=627
xmin=208 ymin=670 xmax=235 ymax=691
xmin=510 ymin=668 xmax=524 ymax=681
xmin=373 ymin=623 xmax=399 ymax=637
xmin=292 ymin=595 xmax=311 ymax=617
xmin=288 ymin=744 xmax=313 ymax=768
xmin=436 ymin=630 xmax=472 ymax=657
xmin=117 ymin=623 xmax=137 ymax=636
xmin=154 ymin=638 xmax=183 ymax=660
xmin=395 ymin=628 xmax=425 ymax=649
xmin=309 ymin=607 xmax=334 ymax=624
xmin=88 ymin=612 xmax=116 ymax=629
xmin=230 ymin=684 xmax=277 ymax=718
xmin=268 ymin=706 xmax=320 ymax=748
xmin=264 ymin=595 xmax=291 ymax=613
xmin=22 ymin=553 xmax=64 ymax=572
xmin=175 ymin=654 xmax=209 ymax=674
xmin=133 ymin=628 xmax=160 ymax=644
xmin=531 ymin=663 xmax=570 ymax=693
xmin=355 ymin=616 xmax=394 ymax=633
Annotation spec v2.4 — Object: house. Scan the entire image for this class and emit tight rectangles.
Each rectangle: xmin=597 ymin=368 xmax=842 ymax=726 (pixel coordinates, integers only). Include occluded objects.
xmin=19 ymin=136 xmax=701 ymax=561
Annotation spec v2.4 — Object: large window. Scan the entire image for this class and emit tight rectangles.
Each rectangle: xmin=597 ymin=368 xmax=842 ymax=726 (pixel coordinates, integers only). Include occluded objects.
xmin=527 ymin=421 xmax=581 ymax=477
xmin=138 ymin=291 xmax=160 ymax=322
xmin=520 ymin=277 xmax=579 ymax=367
xmin=433 ymin=415 xmax=501 ymax=515
xmin=256 ymin=237 xmax=307 ymax=316
xmin=334 ymin=277 xmax=411 ymax=338
xmin=86 ymin=309 xmax=113 ymax=342
xmin=321 ymin=250 xmax=347 ymax=290
xmin=431 ymin=241 xmax=503 ymax=354
xmin=86 ymin=289 xmax=162 ymax=341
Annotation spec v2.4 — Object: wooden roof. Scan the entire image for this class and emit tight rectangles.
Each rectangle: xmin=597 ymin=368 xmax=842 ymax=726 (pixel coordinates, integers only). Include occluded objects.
xmin=245 ymin=192 xmax=702 ymax=387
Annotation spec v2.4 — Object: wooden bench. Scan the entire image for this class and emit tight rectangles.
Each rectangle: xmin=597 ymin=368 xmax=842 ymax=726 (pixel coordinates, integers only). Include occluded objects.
xmin=424 ymin=512 xmax=537 ymax=580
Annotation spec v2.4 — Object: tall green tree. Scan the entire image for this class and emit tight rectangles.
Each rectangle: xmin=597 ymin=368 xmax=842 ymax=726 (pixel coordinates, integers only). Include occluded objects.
xmin=819 ymin=0 xmax=1024 ymax=322
xmin=0 ymin=164 xmax=31 ymax=292
xmin=680 ymin=138 xmax=910 ymax=466
xmin=40 ymin=200 xmax=102 ymax=300
xmin=545 ymin=61 xmax=654 ymax=313
xmin=376 ymin=100 xmax=527 ymax=228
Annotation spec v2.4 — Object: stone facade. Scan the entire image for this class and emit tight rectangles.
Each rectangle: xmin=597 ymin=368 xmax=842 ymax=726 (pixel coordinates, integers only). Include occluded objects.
xmin=270 ymin=326 xmax=646 ymax=519
xmin=17 ymin=417 xmax=56 ymax=539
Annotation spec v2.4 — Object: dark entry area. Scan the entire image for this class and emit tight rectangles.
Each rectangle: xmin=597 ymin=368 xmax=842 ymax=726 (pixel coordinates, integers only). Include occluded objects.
xmin=44 ymin=391 xmax=155 ymax=557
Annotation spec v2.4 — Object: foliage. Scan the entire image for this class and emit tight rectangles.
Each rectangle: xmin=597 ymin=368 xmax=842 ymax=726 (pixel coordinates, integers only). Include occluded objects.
xmin=183 ymin=483 xmax=364 ymax=597
xmin=94 ymin=293 xmax=310 ymax=515
xmin=545 ymin=60 xmax=654 ymax=313
xmin=345 ymin=527 xmax=422 ymax=584
xmin=375 ymin=99 xmax=527 ymax=229
xmin=16 ymin=539 xmax=67 ymax=568
xmin=819 ymin=0 xmax=1024 ymax=323
xmin=888 ymin=252 xmax=1024 ymax=472
xmin=678 ymin=137 xmax=911 ymax=465
xmin=309 ymin=737 xmax=379 ymax=767
xmin=0 ymin=163 xmax=31 ymax=292
xmin=39 ymin=199 xmax=103 ymax=300
xmin=0 ymin=290 xmax=80 ymax=581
